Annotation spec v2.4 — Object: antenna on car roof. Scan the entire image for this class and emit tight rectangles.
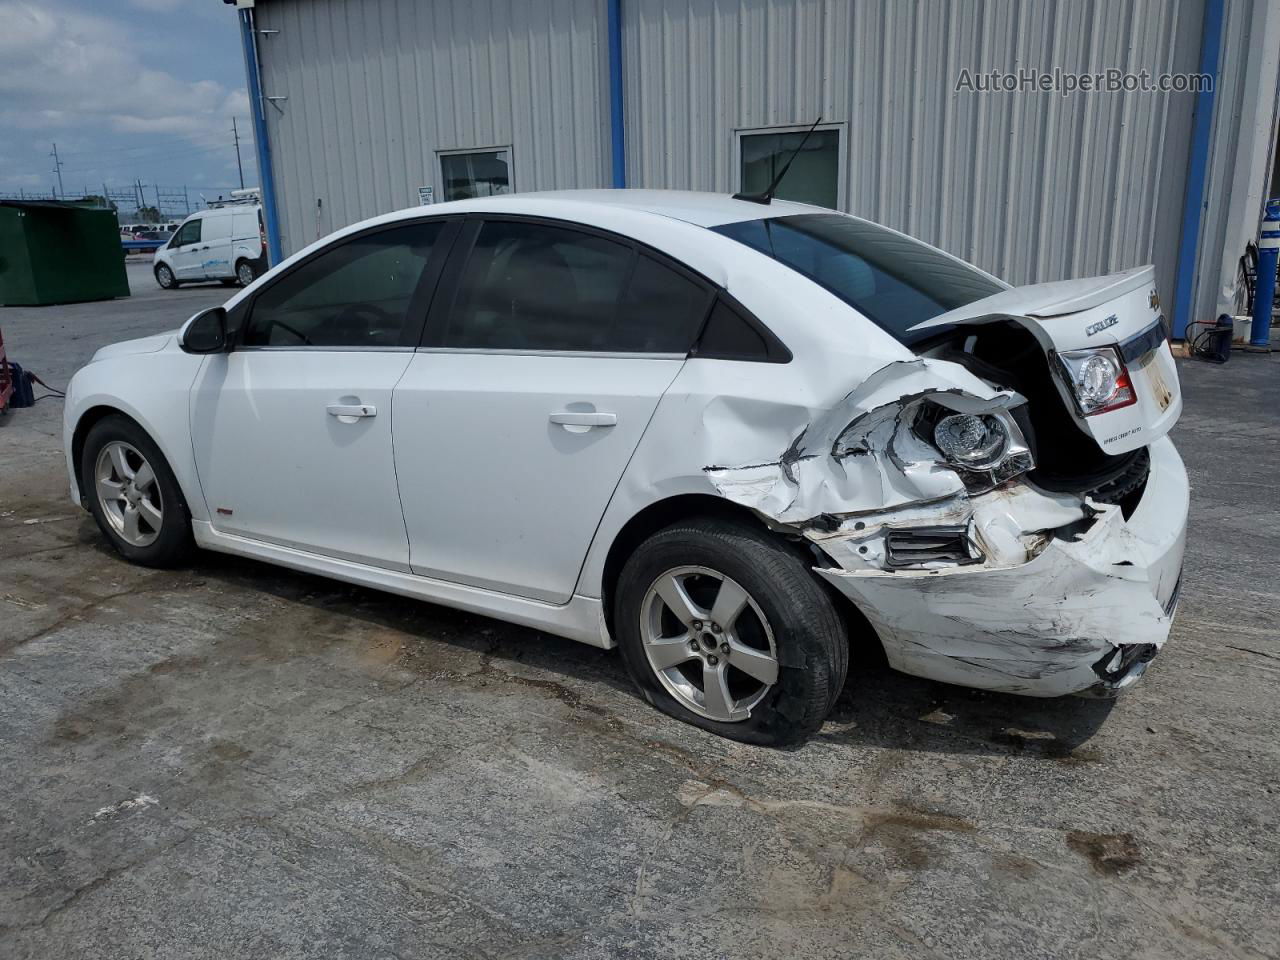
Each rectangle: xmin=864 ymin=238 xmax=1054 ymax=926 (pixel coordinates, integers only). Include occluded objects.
xmin=732 ymin=115 xmax=822 ymax=206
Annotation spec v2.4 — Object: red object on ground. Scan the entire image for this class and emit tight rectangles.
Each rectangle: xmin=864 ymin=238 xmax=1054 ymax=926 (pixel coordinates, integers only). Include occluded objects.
xmin=0 ymin=327 xmax=13 ymax=411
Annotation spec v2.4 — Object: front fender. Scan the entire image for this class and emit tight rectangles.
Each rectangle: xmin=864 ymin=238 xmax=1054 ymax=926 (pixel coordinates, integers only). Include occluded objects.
xmin=64 ymin=350 xmax=209 ymax=521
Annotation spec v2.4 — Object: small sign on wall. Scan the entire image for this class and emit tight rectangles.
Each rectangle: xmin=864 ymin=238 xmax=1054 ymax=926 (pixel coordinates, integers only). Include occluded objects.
xmin=417 ymin=185 xmax=434 ymax=205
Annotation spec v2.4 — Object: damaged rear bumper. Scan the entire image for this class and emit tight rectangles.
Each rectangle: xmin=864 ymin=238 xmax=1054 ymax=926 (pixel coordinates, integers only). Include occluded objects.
xmin=813 ymin=437 xmax=1188 ymax=697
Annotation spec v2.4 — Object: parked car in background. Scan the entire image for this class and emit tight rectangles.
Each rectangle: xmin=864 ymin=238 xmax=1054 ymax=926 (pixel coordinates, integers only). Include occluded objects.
xmin=66 ymin=190 xmax=1187 ymax=744
xmin=153 ymin=199 xmax=266 ymax=289
xmin=119 ymin=227 xmax=173 ymax=255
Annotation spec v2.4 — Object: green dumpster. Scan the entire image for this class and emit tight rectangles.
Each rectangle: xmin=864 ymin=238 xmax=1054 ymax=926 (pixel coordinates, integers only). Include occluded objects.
xmin=0 ymin=200 xmax=130 ymax=306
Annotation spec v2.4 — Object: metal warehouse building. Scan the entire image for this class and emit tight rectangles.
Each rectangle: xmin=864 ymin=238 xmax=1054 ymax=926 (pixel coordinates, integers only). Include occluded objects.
xmin=233 ymin=0 xmax=1280 ymax=337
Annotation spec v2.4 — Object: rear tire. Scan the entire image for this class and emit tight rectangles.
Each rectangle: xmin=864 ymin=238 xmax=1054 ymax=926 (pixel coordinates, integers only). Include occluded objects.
xmin=236 ymin=258 xmax=258 ymax=286
xmin=154 ymin=263 xmax=178 ymax=289
xmin=614 ymin=517 xmax=847 ymax=746
xmin=81 ymin=415 xmax=193 ymax=568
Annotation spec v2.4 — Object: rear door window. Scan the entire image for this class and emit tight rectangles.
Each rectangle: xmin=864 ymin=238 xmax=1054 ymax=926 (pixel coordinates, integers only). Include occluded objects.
xmin=444 ymin=220 xmax=711 ymax=353
xmin=614 ymin=255 xmax=712 ymax=353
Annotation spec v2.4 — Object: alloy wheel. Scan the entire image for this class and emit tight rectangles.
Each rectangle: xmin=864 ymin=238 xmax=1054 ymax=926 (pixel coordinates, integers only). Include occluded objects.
xmin=156 ymin=265 xmax=174 ymax=288
xmin=237 ymin=262 xmax=254 ymax=285
xmin=640 ymin=565 xmax=779 ymax=722
xmin=94 ymin=441 xmax=163 ymax=548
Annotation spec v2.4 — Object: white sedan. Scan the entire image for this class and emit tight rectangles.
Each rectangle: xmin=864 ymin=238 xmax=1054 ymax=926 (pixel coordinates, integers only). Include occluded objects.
xmin=63 ymin=190 xmax=1188 ymax=745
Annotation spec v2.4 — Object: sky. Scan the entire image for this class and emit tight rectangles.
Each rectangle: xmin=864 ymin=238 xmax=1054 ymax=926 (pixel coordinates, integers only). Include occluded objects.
xmin=0 ymin=0 xmax=257 ymax=214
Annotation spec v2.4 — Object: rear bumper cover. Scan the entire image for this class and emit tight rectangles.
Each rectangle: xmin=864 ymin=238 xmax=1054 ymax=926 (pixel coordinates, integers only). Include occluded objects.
xmin=816 ymin=437 xmax=1188 ymax=697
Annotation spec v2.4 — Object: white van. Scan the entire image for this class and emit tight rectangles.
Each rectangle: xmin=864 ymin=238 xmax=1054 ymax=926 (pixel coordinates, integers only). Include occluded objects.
xmin=153 ymin=201 xmax=266 ymax=289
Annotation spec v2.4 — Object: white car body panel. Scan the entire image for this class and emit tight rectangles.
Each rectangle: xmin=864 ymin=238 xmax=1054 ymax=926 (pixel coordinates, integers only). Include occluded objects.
xmin=189 ymin=350 xmax=415 ymax=570
xmin=394 ymin=352 xmax=685 ymax=603
xmin=169 ymin=239 xmax=206 ymax=281
xmin=190 ymin=521 xmax=612 ymax=648
xmin=63 ymin=334 xmax=209 ymax=523
xmin=67 ymin=190 xmax=1190 ymax=700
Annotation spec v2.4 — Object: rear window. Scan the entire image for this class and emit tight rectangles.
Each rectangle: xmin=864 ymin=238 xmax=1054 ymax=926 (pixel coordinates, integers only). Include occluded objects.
xmin=711 ymin=213 xmax=1003 ymax=345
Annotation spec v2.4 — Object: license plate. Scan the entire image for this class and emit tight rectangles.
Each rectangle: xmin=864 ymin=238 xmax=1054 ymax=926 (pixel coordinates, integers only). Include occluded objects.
xmin=1139 ymin=352 xmax=1174 ymax=412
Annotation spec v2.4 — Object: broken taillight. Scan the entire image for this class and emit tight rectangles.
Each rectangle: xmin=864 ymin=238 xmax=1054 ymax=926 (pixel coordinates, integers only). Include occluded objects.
xmin=1056 ymin=346 xmax=1137 ymax=416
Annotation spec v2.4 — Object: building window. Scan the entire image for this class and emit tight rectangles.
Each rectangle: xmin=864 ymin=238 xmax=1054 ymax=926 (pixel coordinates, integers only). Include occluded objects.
xmin=736 ymin=125 xmax=843 ymax=209
xmin=439 ymin=148 xmax=512 ymax=202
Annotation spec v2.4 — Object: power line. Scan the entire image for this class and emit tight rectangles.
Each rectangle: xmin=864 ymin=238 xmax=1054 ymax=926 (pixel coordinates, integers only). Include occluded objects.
xmin=59 ymin=129 xmax=245 ymax=158
xmin=55 ymin=134 xmax=255 ymax=167
xmin=57 ymin=142 xmax=255 ymax=174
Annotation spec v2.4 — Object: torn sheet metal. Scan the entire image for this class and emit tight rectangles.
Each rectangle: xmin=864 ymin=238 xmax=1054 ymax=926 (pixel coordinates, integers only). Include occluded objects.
xmin=697 ymin=352 xmax=1188 ymax=698
xmin=702 ymin=357 xmax=1024 ymax=525
xmin=807 ymin=480 xmax=1089 ymax=574
xmin=814 ymin=437 xmax=1189 ymax=697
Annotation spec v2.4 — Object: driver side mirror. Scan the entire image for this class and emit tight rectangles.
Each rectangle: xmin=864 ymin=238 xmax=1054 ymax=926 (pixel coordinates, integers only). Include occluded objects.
xmin=180 ymin=306 xmax=228 ymax=354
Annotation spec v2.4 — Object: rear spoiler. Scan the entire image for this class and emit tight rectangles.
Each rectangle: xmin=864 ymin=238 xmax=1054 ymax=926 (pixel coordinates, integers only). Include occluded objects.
xmin=911 ymin=266 xmax=1156 ymax=331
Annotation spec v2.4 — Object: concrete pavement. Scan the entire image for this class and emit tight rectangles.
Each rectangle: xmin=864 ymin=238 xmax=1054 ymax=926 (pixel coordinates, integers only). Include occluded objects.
xmin=1 ymin=261 xmax=1277 ymax=959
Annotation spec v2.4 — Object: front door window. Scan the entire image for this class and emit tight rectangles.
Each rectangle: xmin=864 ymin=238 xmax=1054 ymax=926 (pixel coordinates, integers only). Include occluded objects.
xmin=171 ymin=219 xmax=201 ymax=247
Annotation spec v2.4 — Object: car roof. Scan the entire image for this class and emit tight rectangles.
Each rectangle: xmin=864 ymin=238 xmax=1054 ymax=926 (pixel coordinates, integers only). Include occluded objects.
xmin=512 ymin=190 xmax=824 ymax=227
xmin=403 ymin=189 xmax=825 ymax=229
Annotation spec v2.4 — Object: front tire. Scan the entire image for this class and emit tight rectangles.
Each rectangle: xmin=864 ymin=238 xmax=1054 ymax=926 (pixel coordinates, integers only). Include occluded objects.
xmin=81 ymin=415 xmax=193 ymax=568
xmin=155 ymin=263 xmax=178 ymax=289
xmin=614 ymin=518 xmax=847 ymax=746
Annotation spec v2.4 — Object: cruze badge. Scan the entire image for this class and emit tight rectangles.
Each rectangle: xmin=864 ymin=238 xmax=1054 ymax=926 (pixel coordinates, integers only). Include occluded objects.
xmin=1086 ymin=314 xmax=1119 ymax=337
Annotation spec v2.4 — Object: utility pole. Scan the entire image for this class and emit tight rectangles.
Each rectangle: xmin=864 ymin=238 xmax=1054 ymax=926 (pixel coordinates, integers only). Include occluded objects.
xmin=50 ymin=143 xmax=65 ymax=198
xmin=232 ymin=117 xmax=245 ymax=190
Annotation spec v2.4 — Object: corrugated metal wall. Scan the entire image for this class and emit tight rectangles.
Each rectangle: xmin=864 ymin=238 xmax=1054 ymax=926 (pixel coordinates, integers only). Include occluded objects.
xmin=254 ymin=0 xmax=1267 ymax=331
xmin=256 ymin=0 xmax=611 ymax=256
xmin=623 ymin=0 xmax=1205 ymax=300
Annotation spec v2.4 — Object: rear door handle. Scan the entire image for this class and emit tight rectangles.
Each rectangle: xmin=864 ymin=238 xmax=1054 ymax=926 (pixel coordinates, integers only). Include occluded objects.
xmin=549 ymin=411 xmax=617 ymax=427
xmin=327 ymin=403 xmax=377 ymax=418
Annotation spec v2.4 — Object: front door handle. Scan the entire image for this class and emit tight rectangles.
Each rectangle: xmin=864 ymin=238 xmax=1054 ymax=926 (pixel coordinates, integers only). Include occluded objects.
xmin=549 ymin=411 xmax=617 ymax=427
xmin=327 ymin=403 xmax=377 ymax=419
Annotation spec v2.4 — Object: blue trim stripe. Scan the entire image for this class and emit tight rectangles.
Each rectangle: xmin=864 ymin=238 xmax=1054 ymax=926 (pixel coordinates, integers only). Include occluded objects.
xmin=607 ymin=0 xmax=626 ymax=188
xmin=1171 ymin=0 xmax=1225 ymax=339
xmin=239 ymin=9 xmax=284 ymax=267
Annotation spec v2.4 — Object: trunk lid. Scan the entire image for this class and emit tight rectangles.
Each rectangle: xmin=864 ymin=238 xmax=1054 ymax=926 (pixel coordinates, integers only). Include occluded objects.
xmin=911 ymin=266 xmax=1180 ymax=455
